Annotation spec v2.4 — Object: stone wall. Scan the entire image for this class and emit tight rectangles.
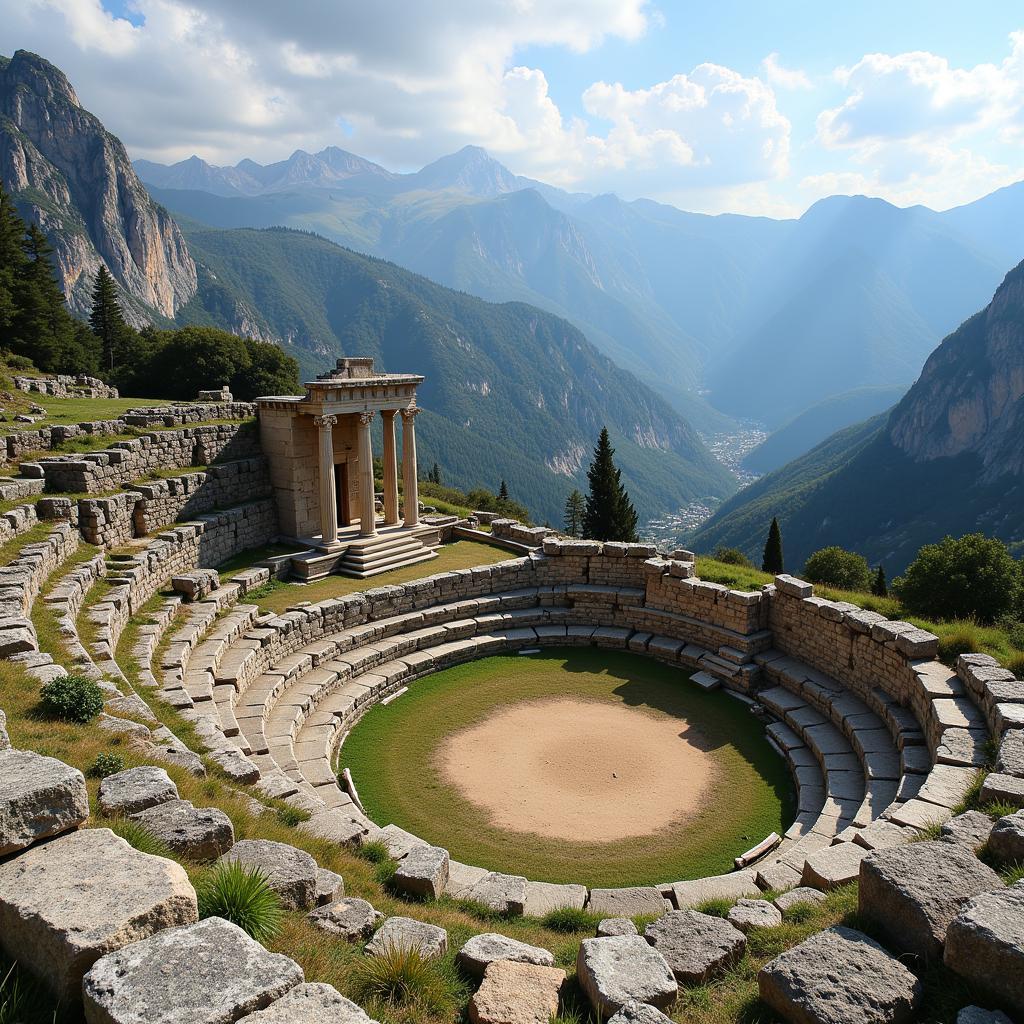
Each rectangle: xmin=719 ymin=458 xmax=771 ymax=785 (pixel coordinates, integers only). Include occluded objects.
xmin=491 ymin=519 xmax=552 ymax=546
xmin=28 ymin=422 xmax=260 ymax=493
xmin=122 ymin=402 xmax=256 ymax=427
xmin=12 ymin=373 xmax=117 ymax=398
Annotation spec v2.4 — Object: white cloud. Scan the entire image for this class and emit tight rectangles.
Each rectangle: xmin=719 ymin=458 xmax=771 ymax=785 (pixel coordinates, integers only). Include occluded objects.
xmin=761 ymin=53 xmax=812 ymax=91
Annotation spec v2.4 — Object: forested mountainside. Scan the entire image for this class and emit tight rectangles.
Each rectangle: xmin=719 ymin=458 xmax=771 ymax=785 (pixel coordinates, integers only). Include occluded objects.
xmin=140 ymin=147 xmax=1024 ymax=434
xmin=181 ymin=225 xmax=736 ymax=525
xmin=0 ymin=50 xmax=195 ymax=322
xmin=692 ymin=262 xmax=1024 ymax=572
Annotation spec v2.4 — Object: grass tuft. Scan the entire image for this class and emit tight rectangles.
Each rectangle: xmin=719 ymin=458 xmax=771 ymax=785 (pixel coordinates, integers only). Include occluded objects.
xmin=349 ymin=945 xmax=458 ymax=1016
xmin=357 ymin=840 xmax=392 ymax=864
xmin=196 ymin=861 xmax=283 ymax=943
xmin=540 ymin=907 xmax=603 ymax=933
xmin=107 ymin=818 xmax=175 ymax=860
xmin=693 ymin=898 xmax=734 ymax=918
xmin=275 ymin=805 xmax=309 ymax=827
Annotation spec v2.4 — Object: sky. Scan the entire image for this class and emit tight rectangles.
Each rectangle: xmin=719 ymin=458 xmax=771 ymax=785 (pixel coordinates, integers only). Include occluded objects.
xmin=4 ymin=0 xmax=1024 ymax=216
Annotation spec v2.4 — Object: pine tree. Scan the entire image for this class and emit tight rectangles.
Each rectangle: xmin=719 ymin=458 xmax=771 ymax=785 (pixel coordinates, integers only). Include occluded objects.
xmin=583 ymin=427 xmax=639 ymax=542
xmin=872 ymin=565 xmax=888 ymax=597
xmin=89 ymin=266 xmax=133 ymax=373
xmin=761 ymin=517 xmax=784 ymax=574
xmin=428 ymin=462 xmax=441 ymax=485
xmin=0 ymin=186 xmax=28 ymax=337
xmin=498 ymin=480 xmax=509 ymax=502
xmin=563 ymin=489 xmax=585 ymax=538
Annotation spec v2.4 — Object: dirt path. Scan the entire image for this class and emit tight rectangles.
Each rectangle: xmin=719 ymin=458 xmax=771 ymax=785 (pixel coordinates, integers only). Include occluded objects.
xmin=438 ymin=697 xmax=718 ymax=841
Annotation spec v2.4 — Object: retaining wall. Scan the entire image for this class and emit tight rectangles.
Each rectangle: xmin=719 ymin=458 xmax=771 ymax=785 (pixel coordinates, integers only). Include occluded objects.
xmin=28 ymin=423 xmax=260 ymax=493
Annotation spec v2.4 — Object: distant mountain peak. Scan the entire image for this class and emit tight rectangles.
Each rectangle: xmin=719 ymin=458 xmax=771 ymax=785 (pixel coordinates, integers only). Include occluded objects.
xmin=7 ymin=49 xmax=80 ymax=108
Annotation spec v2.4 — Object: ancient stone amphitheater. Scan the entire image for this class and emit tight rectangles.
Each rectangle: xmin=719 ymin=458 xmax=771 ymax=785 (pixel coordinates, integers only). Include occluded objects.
xmin=0 ymin=392 xmax=1022 ymax=1024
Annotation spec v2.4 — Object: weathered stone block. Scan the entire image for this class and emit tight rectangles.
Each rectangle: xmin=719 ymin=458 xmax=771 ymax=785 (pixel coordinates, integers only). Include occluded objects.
xmin=944 ymin=883 xmax=1024 ymax=1012
xmin=98 ymin=766 xmax=178 ymax=816
xmin=758 ymin=926 xmax=922 ymax=1024
xmin=597 ymin=918 xmax=638 ymax=937
xmin=0 ymin=828 xmax=197 ymax=1003
xmin=365 ymin=917 xmax=448 ymax=958
xmin=308 ymin=898 xmax=381 ymax=940
xmin=237 ymin=983 xmax=378 ymax=1024
xmin=576 ymin=935 xmax=677 ymax=1016
xmin=0 ymin=749 xmax=88 ymax=855
xmin=462 ymin=872 xmax=528 ymax=915
xmin=644 ymin=910 xmax=746 ymax=983
xmin=468 ymin=961 xmax=565 ymax=1024
xmin=988 ymin=810 xmax=1024 ymax=863
xmin=587 ymin=887 xmax=670 ymax=917
xmin=458 ymin=934 xmax=555 ymax=978
xmin=859 ymin=842 xmax=1002 ymax=962
xmin=727 ymin=899 xmax=782 ymax=932
xmin=82 ymin=917 xmax=304 ymax=1024
xmin=392 ymin=844 xmax=449 ymax=900
xmin=130 ymin=799 xmax=234 ymax=860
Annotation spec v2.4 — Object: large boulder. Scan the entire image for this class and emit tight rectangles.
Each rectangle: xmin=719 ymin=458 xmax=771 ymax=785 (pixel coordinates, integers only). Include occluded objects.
xmin=458 ymin=934 xmax=555 ymax=978
xmin=98 ymin=766 xmax=178 ymax=816
xmin=643 ymin=910 xmax=746 ymax=983
xmin=802 ymin=843 xmax=867 ymax=890
xmin=987 ymin=810 xmax=1024 ymax=862
xmin=0 ymin=749 xmax=88 ymax=855
xmin=221 ymin=840 xmax=319 ymax=910
xmin=130 ymin=800 xmax=234 ymax=861
xmin=859 ymin=841 xmax=1003 ymax=961
xmin=365 ymin=917 xmax=448 ymax=959
xmin=82 ymin=917 xmax=303 ymax=1024
xmin=940 ymin=811 xmax=994 ymax=851
xmin=575 ymin=935 xmax=677 ymax=1016
xmin=758 ymin=926 xmax=922 ymax=1024
xmin=944 ymin=882 xmax=1024 ymax=1011
xmin=392 ymin=845 xmax=449 ymax=900
xmin=468 ymin=960 xmax=565 ymax=1024
xmin=461 ymin=872 xmax=528 ymax=915
xmin=0 ymin=828 xmax=197 ymax=1003
xmin=307 ymin=898 xmax=381 ymax=941
xmin=727 ymin=899 xmax=782 ymax=933
xmin=237 ymin=983 xmax=379 ymax=1024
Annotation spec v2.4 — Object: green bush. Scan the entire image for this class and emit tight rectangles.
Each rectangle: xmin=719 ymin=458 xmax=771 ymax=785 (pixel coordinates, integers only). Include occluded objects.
xmin=803 ymin=546 xmax=871 ymax=591
xmin=87 ymin=752 xmax=125 ymax=778
xmin=936 ymin=626 xmax=982 ymax=665
xmin=713 ymin=546 xmax=753 ymax=568
xmin=196 ymin=862 xmax=283 ymax=943
xmin=39 ymin=673 xmax=105 ymax=723
xmin=357 ymin=840 xmax=392 ymax=864
xmin=893 ymin=533 xmax=1023 ymax=624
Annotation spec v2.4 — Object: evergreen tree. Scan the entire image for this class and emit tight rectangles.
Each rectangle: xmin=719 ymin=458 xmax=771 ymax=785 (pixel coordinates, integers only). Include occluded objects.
xmin=498 ymin=480 xmax=509 ymax=502
xmin=89 ymin=266 xmax=134 ymax=373
xmin=871 ymin=565 xmax=888 ymax=597
xmin=0 ymin=186 xmax=28 ymax=338
xmin=563 ymin=488 xmax=585 ymax=538
xmin=761 ymin=517 xmax=784 ymax=574
xmin=428 ymin=462 xmax=441 ymax=485
xmin=583 ymin=427 xmax=639 ymax=542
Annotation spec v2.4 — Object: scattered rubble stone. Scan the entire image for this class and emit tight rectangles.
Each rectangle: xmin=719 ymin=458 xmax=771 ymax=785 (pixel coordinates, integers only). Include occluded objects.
xmin=221 ymin=840 xmax=319 ymax=910
xmin=576 ymin=935 xmax=677 ymax=1016
xmin=468 ymin=960 xmax=565 ymax=1024
xmin=130 ymin=799 xmax=234 ymax=860
xmin=98 ymin=766 xmax=178 ymax=816
xmin=366 ymin=917 xmax=448 ymax=959
xmin=597 ymin=918 xmax=638 ymax=937
xmin=644 ymin=910 xmax=746 ymax=983
xmin=458 ymin=934 xmax=555 ymax=978
xmin=0 ymin=749 xmax=88 ymax=855
xmin=308 ymin=899 xmax=381 ymax=941
xmin=237 ymin=983 xmax=379 ymax=1024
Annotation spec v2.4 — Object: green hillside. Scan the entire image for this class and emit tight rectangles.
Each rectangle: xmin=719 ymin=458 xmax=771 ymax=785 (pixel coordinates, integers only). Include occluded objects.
xmin=178 ymin=225 xmax=736 ymax=526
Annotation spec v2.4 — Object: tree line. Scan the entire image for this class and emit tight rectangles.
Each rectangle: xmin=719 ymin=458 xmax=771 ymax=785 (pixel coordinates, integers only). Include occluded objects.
xmin=0 ymin=185 xmax=300 ymax=400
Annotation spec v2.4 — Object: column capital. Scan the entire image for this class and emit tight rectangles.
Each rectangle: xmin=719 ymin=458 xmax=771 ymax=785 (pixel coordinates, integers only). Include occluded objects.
xmin=358 ymin=410 xmax=375 ymax=426
xmin=313 ymin=414 xmax=337 ymax=428
xmin=400 ymin=406 xmax=421 ymax=421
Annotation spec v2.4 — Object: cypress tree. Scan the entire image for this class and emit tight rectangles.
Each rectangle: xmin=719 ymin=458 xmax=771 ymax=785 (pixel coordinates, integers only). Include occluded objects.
xmin=761 ymin=517 xmax=784 ymax=574
xmin=498 ymin=480 xmax=509 ymax=502
xmin=563 ymin=488 xmax=585 ymax=538
xmin=872 ymin=565 xmax=888 ymax=597
xmin=89 ymin=266 xmax=133 ymax=373
xmin=583 ymin=427 xmax=639 ymax=542
xmin=0 ymin=186 xmax=28 ymax=337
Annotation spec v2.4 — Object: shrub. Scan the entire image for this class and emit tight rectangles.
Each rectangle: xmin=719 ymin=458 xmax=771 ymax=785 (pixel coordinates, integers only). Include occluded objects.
xmin=196 ymin=862 xmax=282 ymax=943
xmin=39 ymin=673 xmax=105 ymax=723
xmin=893 ymin=533 xmax=1023 ymax=624
xmin=357 ymin=840 xmax=392 ymax=864
xmin=349 ymin=944 xmax=448 ymax=1010
xmin=541 ymin=907 xmax=602 ymax=932
xmin=713 ymin=546 xmax=752 ymax=568
xmin=803 ymin=546 xmax=871 ymax=591
xmin=936 ymin=626 xmax=981 ymax=664
xmin=87 ymin=752 xmax=125 ymax=778
xmin=107 ymin=819 xmax=174 ymax=859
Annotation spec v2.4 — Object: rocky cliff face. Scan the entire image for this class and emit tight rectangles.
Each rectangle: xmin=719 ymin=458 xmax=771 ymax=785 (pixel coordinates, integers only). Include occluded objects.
xmin=888 ymin=260 xmax=1024 ymax=478
xmin=0 ymin=50 xmax=196 ymax=322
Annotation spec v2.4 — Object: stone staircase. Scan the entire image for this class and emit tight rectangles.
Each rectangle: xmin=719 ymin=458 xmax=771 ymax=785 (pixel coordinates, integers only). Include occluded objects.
xmin=335 ymin=530 xmax=437 ymax=578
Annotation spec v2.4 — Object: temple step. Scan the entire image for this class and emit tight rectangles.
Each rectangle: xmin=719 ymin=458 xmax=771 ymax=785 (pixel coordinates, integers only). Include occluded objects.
xmin=336 ymin=532 xmax=438 ymax=578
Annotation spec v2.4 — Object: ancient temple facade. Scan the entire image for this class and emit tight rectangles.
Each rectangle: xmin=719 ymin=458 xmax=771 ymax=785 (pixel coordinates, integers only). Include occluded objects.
xmin=255 ymin=358 xmax=437 ymax=578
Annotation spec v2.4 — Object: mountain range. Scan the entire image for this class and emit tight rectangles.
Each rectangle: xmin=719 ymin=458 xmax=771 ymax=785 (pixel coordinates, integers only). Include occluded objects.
xmin=136 ymin=144 xmax=1024 ymax=438
xmin=0 ymin=49 xmax=734 ymax=526
xmin=692 ymin=261 xmax=1024 ymax=573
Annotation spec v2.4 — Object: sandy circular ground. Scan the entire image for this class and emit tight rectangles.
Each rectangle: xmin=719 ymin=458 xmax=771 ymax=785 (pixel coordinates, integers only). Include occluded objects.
xmin=438 ymin=697 xmax=717 ymax=842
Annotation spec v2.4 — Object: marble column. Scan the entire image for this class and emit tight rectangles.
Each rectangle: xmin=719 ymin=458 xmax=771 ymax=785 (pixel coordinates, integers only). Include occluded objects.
xmin=313 ymin=414 xmax=339 ymax=549
xmin=381 ymin=410 xmax=400 ymax=526
xmin=357 ymin=410 xmax=377 ymax=537
xmin=400 ymin=406 xmax=421 ymax=528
